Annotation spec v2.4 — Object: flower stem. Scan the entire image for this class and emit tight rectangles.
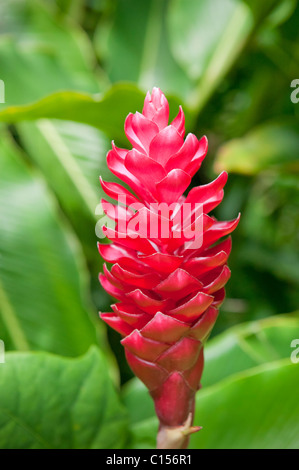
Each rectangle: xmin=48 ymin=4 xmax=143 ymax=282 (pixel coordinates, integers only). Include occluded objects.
xmin=156 ymin=413 xmax=201 ymax=449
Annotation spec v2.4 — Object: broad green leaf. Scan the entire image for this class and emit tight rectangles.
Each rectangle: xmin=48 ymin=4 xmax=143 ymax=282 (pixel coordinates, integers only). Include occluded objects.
xmin=128 ymin=361 xmax=299 ymax=449
xmin=214 ymin=121 xmax=299 ymax=175
xmin=0 ymin=0 xmax=102 ymax=108
xmin=0 ymin=85 xmax=191 ymax=142
xmin=0 ymin=130 xmax=98 ymax=356
xmin=123 ymin=314 xmax=299 ymax=440
xmin=168 ymin=0 xmax=240 ymax=81
xmin=0 ymin=347 xmax=128 ymax=449
xmin=94 ymin=0 xmax=192 ymax=100
xmin=202 ymin=313 xmax=299 ymax=387
xmin=128 ymin=417 xmax=158 ymax=450
xmin=16 ymin=119 xmax=113 ymax=260
xmin=168 ymin=0 xmax=281 ymax=111
xmin=191 ymin=360 xmax=299 ymax=449
xmin=122 ymin=377 xmax=155 ymax=426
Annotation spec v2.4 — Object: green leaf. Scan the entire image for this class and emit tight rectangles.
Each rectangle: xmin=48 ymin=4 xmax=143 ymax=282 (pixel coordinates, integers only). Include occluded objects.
xmin=168 ymin=0 xmax=240 ymax=81
xmin=0 ymin=83 xmax=188 ymax=262
xmin=0 ymin=129 xmax=98 ymax=356
xmin=190 ymin=360 xmax=299 ymax=449
xmin=94 ymin=0 xmax=192 ymax=100
xmin=128 ymin=361 xmax=299 ymax=449
xmin=214 ymin=120 xmax=299 ymax=175
xmin=0 ymin=85 xmax=191 ymax=142
xmin=127 ymin=417 xmax=158 ymax=450
xmin=168 ymin=0 xmax=281 ymax=111
xmin=124 ymin=315 xmax=299 ymax=448
xmin=0 ymin=0 xmax=102 ymax=108
xmin=16 ymin=119 xmax=113 ymax=259
xmin=122 ymin=377 xmax=155 ymax=426
xmin=202 ymin=313 xmax=299 ymax=387
xmin=0 ymin=347 xmax=128 ymax=449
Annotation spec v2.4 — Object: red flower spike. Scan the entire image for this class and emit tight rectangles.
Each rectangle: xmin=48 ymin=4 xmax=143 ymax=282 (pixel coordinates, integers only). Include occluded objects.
xmin=98 ymin=87 xmax=240 ymax=449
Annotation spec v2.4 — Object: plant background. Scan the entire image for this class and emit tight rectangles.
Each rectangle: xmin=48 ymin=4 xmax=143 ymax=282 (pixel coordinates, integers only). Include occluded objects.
xmin=0 ymin=0 xmax=298 ymax=449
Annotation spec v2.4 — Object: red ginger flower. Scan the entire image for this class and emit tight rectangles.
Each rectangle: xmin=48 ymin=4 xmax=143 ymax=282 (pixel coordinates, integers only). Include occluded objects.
xmin=98 ymin=88 xmax=240 ymax=449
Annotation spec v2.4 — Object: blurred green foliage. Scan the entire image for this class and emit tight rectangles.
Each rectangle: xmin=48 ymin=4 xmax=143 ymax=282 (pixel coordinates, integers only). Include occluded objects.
xmin=0 ymin=0 xmax=298 ymax=449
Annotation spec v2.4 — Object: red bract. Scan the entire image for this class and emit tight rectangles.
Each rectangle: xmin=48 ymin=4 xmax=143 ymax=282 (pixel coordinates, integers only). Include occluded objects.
xmin=99 ymin=88 xmax=240 ymax=449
